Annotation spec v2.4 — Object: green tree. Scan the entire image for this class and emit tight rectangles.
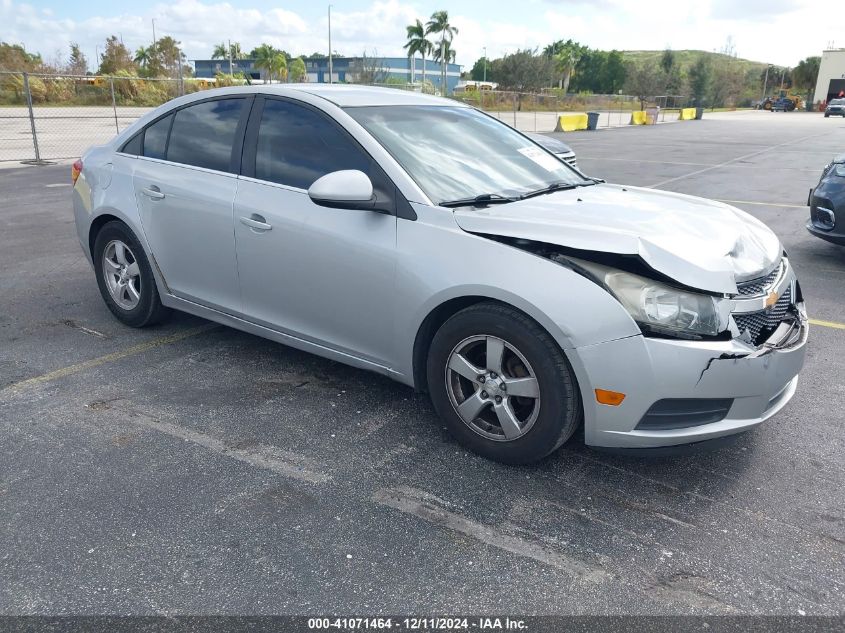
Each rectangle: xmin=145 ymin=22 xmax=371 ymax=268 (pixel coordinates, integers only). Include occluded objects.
xmin=469 ymin=56 xmax=492 ymax=82
xmin=252 ymin=44 xmax=278 ymax=82
xmin=403 ymin=19 xmax=432 ymax=87
xmin=134 ymin=45 xmax=152 ymax=70
xmin=624 ymin=62 xmax=666 ymax=109
xmin=212 ymin=41 xmax=243 ymax=61
xmin=660 ymin=48 xmax=675 ymax=74
xmin=494 ymin=49 xmax=552 ymax=94
xmin=212 ymin=42 xmax=228 ymax=59
xmin=602 ymin=50 xmax=627 ymax=94
xmin=154 ymin=36 xmax=186 ymax=78
xmin=271 ymin=52 xmax=287 ymax=82
xmin=0 ymin=42 xmax=42 ymax=72
xmin=289 ymin=56 xmax=306 ymax=82
xmin=425 ymin=10 xmax=458 ymax=94
xmin=553 ymin=40 xmax=587 ymax=93
xmin=792 ymin=56 xmax=820 ymax=90
xmin=68 ymin=43 xmax=88 ymax=75
xmin=98 ymin=36 xmax=135 ymax=75
xmin=688 ymin=55 xmax=711 ymax=106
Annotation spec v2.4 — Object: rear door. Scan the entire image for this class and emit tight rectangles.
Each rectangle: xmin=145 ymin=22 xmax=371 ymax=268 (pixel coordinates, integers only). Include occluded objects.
xmin=132 ymin=96 xmax=251 ymax=313
xmin=233 ymin=96 xmax=398 ymax=365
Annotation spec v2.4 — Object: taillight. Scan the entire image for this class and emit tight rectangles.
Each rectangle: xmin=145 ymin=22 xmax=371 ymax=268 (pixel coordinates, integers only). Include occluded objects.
xmin=71 ymin=159 xmax=83 ymax=185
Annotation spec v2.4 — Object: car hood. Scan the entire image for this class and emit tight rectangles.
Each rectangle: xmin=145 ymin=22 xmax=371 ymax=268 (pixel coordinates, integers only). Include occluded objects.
xmin=452 ymin=183 xmax=782 ymax=294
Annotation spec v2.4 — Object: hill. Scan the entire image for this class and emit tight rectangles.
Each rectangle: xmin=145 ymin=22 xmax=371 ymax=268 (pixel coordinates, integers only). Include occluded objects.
xmin=621 ymin=49 xmax=770 ymax=74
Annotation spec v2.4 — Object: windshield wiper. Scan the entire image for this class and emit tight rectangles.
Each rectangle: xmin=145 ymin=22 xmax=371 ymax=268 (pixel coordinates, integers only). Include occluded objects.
xmin=439 ymin=193 xmax=519 ymax=208
xmin=519 ymin=180 xmax=594 ymax=200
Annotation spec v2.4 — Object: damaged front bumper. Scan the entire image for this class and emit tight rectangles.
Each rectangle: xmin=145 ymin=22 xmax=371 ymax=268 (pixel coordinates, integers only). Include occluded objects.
xmin=570 ymin=303 xmax=808 ymax=450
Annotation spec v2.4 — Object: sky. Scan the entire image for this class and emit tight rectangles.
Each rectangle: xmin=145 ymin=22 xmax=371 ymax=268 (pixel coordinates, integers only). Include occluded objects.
xmin=1 ymin=0 xmax=840 ymax=71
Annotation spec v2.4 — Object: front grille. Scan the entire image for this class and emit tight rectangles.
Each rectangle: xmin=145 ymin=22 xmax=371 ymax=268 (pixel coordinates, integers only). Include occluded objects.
xmin=734 ymin=285 xmax=793 ymax=343
xmin=737 ymin=265 xmax=780 ymax=296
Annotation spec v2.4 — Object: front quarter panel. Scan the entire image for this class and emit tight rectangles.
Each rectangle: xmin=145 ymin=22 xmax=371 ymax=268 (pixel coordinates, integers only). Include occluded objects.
xmin=392 ymin=203 xmax=641 ymax=384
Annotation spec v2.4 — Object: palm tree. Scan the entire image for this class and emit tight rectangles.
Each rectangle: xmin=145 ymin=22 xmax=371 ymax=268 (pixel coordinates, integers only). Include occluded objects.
xmin=271 ymin=53 xmax=287 ymax=83
xmin=403 ymin=19 xmax=431 ymax=88
xmin=134 ymin=45 xmax=152 ymax=69
xmin=211 ymin=42 xmax=228 ymax=60
xmin=253 ymin=44 xmax=277 ymax=82
xmin=425 ymin=11 xmax=458 ymax=95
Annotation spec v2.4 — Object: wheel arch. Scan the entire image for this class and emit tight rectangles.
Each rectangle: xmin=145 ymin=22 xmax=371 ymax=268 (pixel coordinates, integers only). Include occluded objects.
xmin=411 ymin=294 xmax=580 ymax=395
xmin=88 ymin=210 xmax=170 ymax=296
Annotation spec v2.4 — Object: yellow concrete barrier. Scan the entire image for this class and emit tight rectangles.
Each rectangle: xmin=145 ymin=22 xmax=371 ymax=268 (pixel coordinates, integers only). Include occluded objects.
xmin=554 ymin=113 xmax=589 ymax=132
xmin=630 ymin=111 xmax=648 ymax=125
xmin=679 ymin=107 xmax=697 ymax=120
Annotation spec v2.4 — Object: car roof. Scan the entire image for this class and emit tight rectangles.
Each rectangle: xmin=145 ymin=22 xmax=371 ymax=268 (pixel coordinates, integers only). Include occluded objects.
xmin=188 ymin=84 xmax=469 ymax=108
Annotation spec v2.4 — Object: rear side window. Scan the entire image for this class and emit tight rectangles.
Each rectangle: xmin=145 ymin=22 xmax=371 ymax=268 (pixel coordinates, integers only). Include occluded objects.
xmin=167 ymin=99 xmax=245 ymax=172
xmin=142 ymin=114 xmax=172 ymax=160
xmin=254 ymin=99 xmax=370 ymax=189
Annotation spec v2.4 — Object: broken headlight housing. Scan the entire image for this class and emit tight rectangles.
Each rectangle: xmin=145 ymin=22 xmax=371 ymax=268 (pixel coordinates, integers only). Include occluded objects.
xmin=572 ymin=260 xmax=729 ymax=338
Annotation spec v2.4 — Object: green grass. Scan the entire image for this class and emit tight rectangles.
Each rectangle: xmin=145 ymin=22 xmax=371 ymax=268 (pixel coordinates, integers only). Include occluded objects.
xmin=621 ymin=49 xmax=769 ymax=74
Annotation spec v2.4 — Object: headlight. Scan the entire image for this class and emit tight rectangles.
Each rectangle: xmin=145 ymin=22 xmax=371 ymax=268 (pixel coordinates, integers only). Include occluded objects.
xmin=571 ymin=260 xmax=728 ymax=337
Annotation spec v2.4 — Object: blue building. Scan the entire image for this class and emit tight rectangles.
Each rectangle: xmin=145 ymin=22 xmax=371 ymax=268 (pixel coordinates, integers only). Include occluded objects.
xmin=193 ymin=56 xmax=462 ymax=95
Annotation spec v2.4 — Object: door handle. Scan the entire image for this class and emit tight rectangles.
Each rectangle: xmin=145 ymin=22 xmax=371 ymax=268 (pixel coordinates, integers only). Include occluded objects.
xmin=141 ymin=185 xmax=165 ymax=200
xmin=240 ymin=214 xmax=272 ymax=232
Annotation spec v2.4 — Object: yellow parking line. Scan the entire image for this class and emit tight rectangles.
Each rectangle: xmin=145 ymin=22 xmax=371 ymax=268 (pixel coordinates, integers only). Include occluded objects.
xmin=810 ymin=318 xmax=845 ymax=330
xmin=1 ymin=323 xmax=219 ymax=394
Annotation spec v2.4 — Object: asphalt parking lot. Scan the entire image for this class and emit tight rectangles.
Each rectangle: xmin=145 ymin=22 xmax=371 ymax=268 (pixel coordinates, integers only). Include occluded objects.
xmin=1 ymin=111 xmax=844 ymax=616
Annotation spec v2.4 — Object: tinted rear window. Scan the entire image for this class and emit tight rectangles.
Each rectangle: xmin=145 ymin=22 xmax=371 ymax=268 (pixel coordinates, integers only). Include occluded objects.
xmin=142 ymin=114 xmax=172 ymax=160
xmin=166 ymin=99 xmax=245 ymax=172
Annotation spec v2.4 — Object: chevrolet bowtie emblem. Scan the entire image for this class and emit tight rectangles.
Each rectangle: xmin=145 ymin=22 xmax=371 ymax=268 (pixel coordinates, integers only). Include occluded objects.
xmin=765 ymin=290 xmax=780 ymax=309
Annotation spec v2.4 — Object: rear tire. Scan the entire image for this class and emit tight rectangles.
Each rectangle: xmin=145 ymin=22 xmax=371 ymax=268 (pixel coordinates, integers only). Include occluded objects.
xmin=93 ymin=221 xmax=171 ymax=328
xmin=426 ymin=302 xmax=582 ymax=465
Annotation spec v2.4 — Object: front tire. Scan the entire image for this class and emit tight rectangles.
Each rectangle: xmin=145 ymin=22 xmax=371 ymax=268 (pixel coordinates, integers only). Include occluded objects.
xmin=93 ymin=221 xmax=171 ymax=327
xmin=426 ymin=303 xmax=581 ymax=464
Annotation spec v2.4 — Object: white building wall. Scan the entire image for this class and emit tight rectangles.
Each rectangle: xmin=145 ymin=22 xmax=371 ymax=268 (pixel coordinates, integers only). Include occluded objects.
xmin=814 ymin=49 xmax=845 ymax=104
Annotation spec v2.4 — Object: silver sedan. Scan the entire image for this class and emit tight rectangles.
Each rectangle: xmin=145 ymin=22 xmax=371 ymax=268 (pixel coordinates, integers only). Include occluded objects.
xmin=72 ymin=85 xmax=807 ymax=463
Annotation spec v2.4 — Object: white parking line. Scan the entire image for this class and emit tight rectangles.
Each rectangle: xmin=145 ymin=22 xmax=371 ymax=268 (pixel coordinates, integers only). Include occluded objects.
xmin=373 ymin=486 xmax=607 ymax=580
xmin=648 ymin=131 xmax=831 ymax=188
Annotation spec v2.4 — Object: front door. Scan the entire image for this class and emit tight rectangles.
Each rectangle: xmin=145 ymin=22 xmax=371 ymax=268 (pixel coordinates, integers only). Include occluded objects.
xmin=233 ymin=97 xmax=397 ymax=366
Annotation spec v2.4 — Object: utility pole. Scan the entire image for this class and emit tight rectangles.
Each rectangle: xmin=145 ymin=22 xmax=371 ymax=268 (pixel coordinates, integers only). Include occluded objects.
xmin=442 ymin=39 xmax=446 ymax=95
xmin=483 ymin=46 xmax=487 ymax=83
xmin=762 ymin=65 xmax=770 ymax=101
xmin=228 ymin=38 xmax=233 ymax=75
xmin=328 ymin=5 xmax=333 ymax=84
xmin=151 ymin=18 xmax=157 ymax=71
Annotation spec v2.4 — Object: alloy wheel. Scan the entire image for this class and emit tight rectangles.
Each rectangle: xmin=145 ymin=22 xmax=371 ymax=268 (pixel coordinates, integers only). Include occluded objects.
xmin=445 ymin=335 xmax=541 ymax=442
xmin=102 ymin=239 xmax=141 ymax=310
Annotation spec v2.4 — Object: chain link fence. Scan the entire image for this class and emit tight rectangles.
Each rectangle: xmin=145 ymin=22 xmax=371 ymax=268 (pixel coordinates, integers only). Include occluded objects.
xmin=0 ymin=72 xmax=201 ymax=164
xmin=1 ymin=72 xmax=689 ymax=164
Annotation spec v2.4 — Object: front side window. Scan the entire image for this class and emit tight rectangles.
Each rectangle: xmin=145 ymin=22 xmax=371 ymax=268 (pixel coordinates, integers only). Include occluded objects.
xmin=346 ymin=105 xmax=588 ymax=205
xmin=254 ymin=99 xmax=370 ymax=189
xmin=142 ymin=114 xmax=172 ymax=160
xmin=166 ymin=99 xmax=245 ymax=172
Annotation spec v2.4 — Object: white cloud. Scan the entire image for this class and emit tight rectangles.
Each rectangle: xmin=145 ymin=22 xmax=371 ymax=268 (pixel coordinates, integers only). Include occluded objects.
xmin=0 ymin=0 xmax=840 ymax=72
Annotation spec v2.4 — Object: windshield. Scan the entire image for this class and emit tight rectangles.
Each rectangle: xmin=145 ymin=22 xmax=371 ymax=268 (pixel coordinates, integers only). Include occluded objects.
xmin=831 ymin=99 xmax=845 ymax=106
xmin=345 ymin=105 xmax=587 ymax=205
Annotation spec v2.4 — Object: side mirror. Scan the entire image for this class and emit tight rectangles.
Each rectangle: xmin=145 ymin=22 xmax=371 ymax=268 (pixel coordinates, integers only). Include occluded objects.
xmin=308 ymin=170 xmax=375 ymax=210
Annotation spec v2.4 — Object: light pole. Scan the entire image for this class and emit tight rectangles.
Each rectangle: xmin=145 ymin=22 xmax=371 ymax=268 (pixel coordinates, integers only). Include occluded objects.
xmin=328 ymin=5 xmax=333 ymax=84
xmin=483 ymin=46 xmax=487 ymax=83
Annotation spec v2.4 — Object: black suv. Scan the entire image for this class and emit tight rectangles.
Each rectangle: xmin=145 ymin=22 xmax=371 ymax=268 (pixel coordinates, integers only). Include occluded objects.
xmin=808 ymin=153 xmax=845 ymax=245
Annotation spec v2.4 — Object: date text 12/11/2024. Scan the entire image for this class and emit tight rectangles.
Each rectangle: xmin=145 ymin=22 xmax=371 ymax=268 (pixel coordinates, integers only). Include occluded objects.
xmin=307 ymin=617 xmax=528 ymax=630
